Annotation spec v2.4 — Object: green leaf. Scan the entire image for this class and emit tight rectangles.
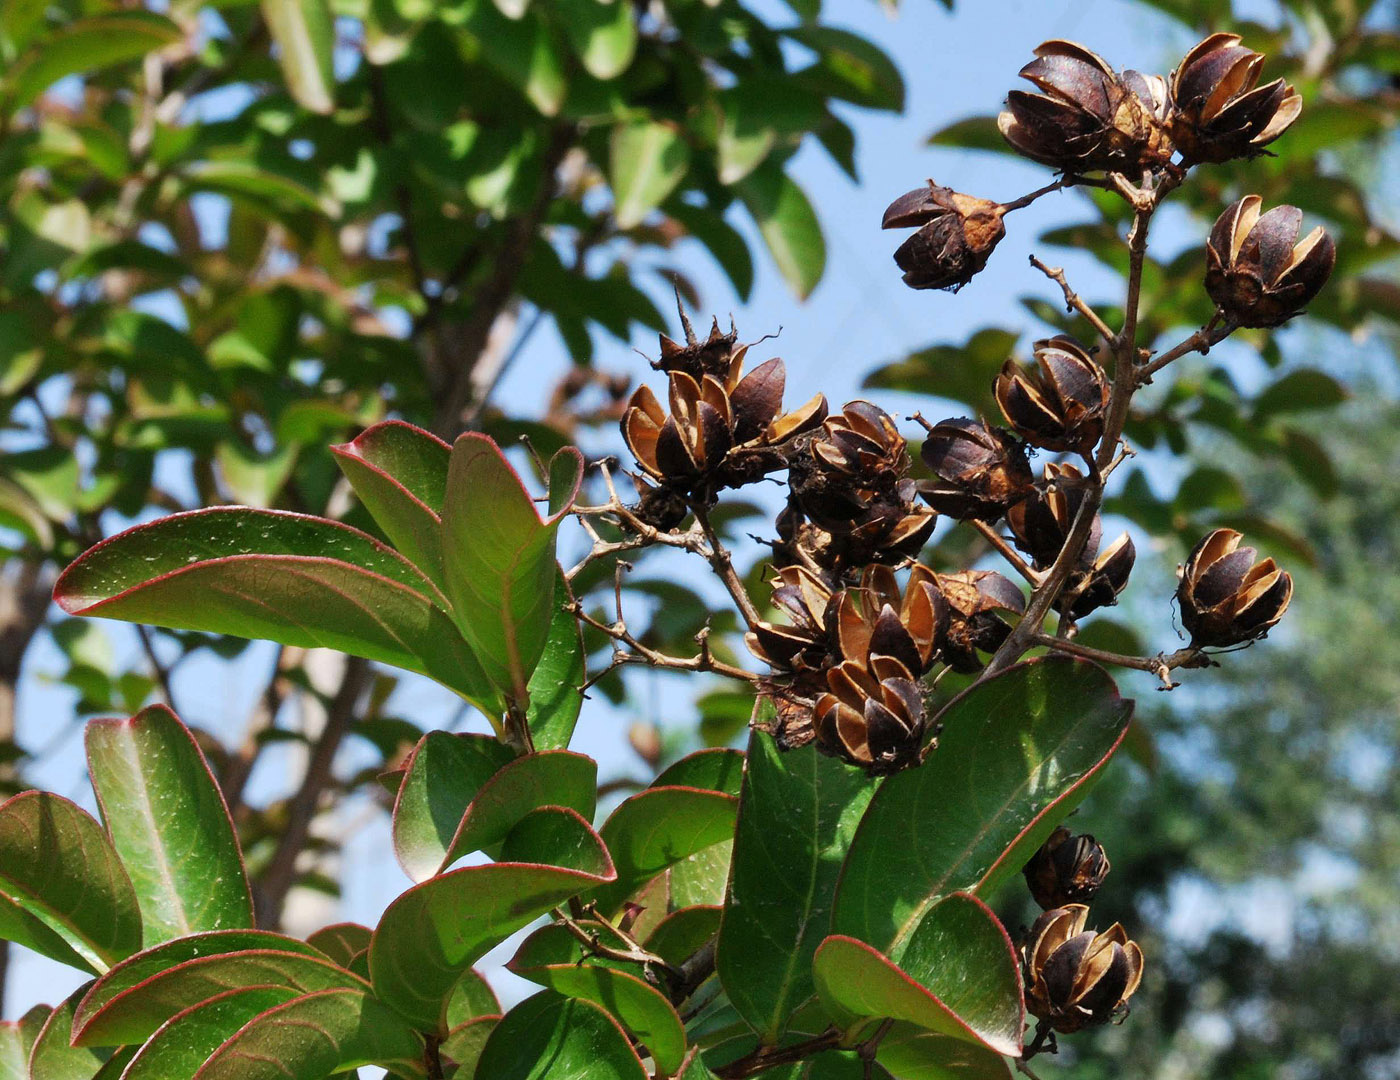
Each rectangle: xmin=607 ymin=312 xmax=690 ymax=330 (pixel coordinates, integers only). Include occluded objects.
xmin=833 ymin=658 xmax=1131 ymax=958
xmin=441 ymin=436 xmax=582 ymax=700
xmin=259 ymin=0 xmax=336 ymax=114
xmin=654 ymin=749 xmax=745 ymax=796
xmin=643 ymin=906 xmax=722 ymax=966
xmin=119 ymin=985 xmax=301 ymax=1080
xmin=0 ymin=792 xmax=141 ymax=971
xmin=194 ymin=988 xmax=426 ymax=1079
xmin=6 ymin=12 xmax=183 ymax=112
xmin=72 ymin=929 xmax=329 ymax=1044
xmin=786 ymin=27 xmax=904 ymax=111
xmin=332 ymin=421 xmax=451 ymax=588
xmin=1252 ymin=369 xmax=1349 ymax=422
xmin=508 ymin=927 xmax=687 ymax=1073
xmin=475 ymin=992 xmax=647 ymax=1080
xmin=864 ymin=328 xmax=1020 ymax=418
xmin=738 ymin=164 xmax=825 ymax=300
xmin=591 ymin=786 xmax=740 ymax=914
xmin=369 ymin=816 xmax=615 ymax=1031
xmin=28 ymin=987 xmax=119 ymax=1080
xmin=54 ymin=508 xmax=498 ymax=707
xmin=0 ymin=890 xmax=98 ymax=975
xmin=182 ymin=162 xmax=325 ymax=216
xmin=306 ymin=923 xmax=373 ymax=976
xmin=666 ymin=202 xmax=754 ymax=301
xmin=610 ymin=121 xmax=691 ymax=230
xmin=526 ymin=570 xmax=586 ymax=750
xmin=0 ymin=1005 xmax=47 ymax=1080
xmin=718 ymin=733 xmax=875 ymax=1042
xmin=875 ymin=1025 xmax=1013 ymax=1080
xmin=441 ymin=1015 xmax=497 ymax=1077
xmin=84 ymin=705 xmax=253 ymax=945
xmin=553 ymin=0 xmax=637 ymax=79
xmin=445 ymin=970 xmax=502 ymax=1028
xmin=925 ymin=115 xmax=1009 ymax=154
xmin=74 ymin=949 xmax=363 ymax=1046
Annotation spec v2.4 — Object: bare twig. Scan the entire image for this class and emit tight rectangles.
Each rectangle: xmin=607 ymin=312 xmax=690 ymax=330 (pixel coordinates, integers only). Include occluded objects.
xmin=971 ymin=520 xmax=1041 ymax=586
xmin=222 ymin=644 xmax=301 ymax=815
xmin=1032 ymin=633 xmax=1212 ymax=689
xmin=713 ymin=1031 xmax=844 ymax=1080
xmin=552 ymin=904 xmax=680 ymax=980
xmin=135 ymin=625 xmax=178 ymax=712
xmin=689 ymin=500 xmax=762 ymax=630
xmin=1138 ymin=315 xmax=1233 ymax=382
xmin=1029 ymin=255 xmax=1116 ymax=344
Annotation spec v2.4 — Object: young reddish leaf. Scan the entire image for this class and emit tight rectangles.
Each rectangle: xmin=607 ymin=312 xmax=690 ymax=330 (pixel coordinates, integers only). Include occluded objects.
xmin=390 ymin=732 xmax=514 ymax=882
xmin=331 ymin=421 xmax=451 ymax=587
xmin=305 ymin=923 xmax=373 ymax=975
xmin=444 ymin=969 xmax=501 ymax=1029
xmin=74 ymin=948 xmax=365 ymax=1046
xmin=591 ymin=786 xmax=739 ymax=915
xmin=72 ymin=928 xmax=327 ymax=1043
xmin=440 ymin=1015 xmax=497 ymax=1078
xmin=440 ymin=434 xmax=582 ymax=700
xmin=507 ymin=938 xmax=688 ymax=1074
xmin=53 ymin=508 xmax=499 ymax=708
xmin=717 ymin=734 xmax=875 ymax=1043
xmin=653 ymin=748 xmax=746 ymax=796
xmin=370 ymin=810 xmax=615 ymax=1031
xmin=0 ymin=1005 xmax=48 ymax=1080
xmin=0 ymin=791 xmax=141 ymax=971
xmin=119 ymin=985 xmax=301 ymax=1080
xmin=833 ymin=657 xmax=1131 ymax=958
xmin=431 ymin=751 xmax=597 ymax=878
xmin=85 ymin=705 xmax=253 ymax=944
xmin=475 ymin=991 xmax=647 ymax=1080
xmin=192 ymin=987 xmax=425 ymax=1079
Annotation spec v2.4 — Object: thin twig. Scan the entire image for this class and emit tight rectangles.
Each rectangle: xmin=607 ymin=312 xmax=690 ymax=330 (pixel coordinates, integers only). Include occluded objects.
xmin=971 ymin=520 xmax=1041 ymax=585
xmin=1029 ymin=255 xmax=1116 ymax=344
xmin=135 ymin=625 xmax=178 ymax=712
xmin=713 ymin=1031 xmax=844 ymax=1080
xmin=1138 ymin=314 xmax=1232 ymax=381
xmin=689 ymin=499 xmax=762 ymax=630
xmin=1032 ymin=633 xmax=1212 ymax=689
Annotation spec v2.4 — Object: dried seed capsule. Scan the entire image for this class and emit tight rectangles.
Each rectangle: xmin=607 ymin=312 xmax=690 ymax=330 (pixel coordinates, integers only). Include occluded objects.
xmin=654 ymin=314 xmax=745 ymax=379
xmin=998 ymin=40 xmax=1172 ymax=174
xmin=882 ymin=182 xmax=1007 ymax=292
xmin=1022 ymin=826 xmax=1111 ymax=909
xmin=1006 ymin=463 xmax=1100 ymax=568
xmin=832 ymin=564 xmax=949 ymax=678
xmin=1023 ymin=905 xmax=1144 ymax=1033
xmin=1060 ymin=531 xmax=1135 ymax=619
xmin=1177 ymin=528 xmax=1292 ymax=647
xmin=1205 ymin=196 xmax=1335 ymax=328
xmin=1169 ymin=33 xmax=1301 ymax=164
xmin=745 ymin=566 xmax=839 ymax=672
xmin=995 ymin=337 xmax=1109 ymax=455
xmin=935 ymin=569 xmax=1026 ymax=673
xmin=919 ymin=418 xmax=1033 ymax=522
xmin=813 ymin=654 xmax=927 ymax=775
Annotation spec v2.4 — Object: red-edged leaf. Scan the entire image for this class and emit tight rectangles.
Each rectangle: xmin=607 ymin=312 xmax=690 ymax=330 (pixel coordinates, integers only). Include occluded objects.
xmin=85 ymin=705 xmax=254 ymax=944
xmin=440 ymin=1015 xmax=498 ymax=1077
xmin=53 ymin=508 xmax=498 ymax=707
xmin=475 ymin=991 xmax=647 ymax=1080
xmin=306 ymin=923 xmax=372 ymax=978
xmin=0 ymin=1004 xmax=48 ymax=1080
xmin=119 ymin=985 xmax=302 ymax=1080
xmin=653 ymin=748 xmax=745 ymax=796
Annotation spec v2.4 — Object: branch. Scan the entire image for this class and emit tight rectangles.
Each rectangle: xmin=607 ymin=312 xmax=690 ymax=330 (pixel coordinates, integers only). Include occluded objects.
xmin=1028 ymin=255 xmax=1116 ymax=345
xmin=713 ymin=1031 xmax=844 ymax=1080
xmin=1139 ymin=315 xmax=1233 ymax=382
xmin=689 ymin=499 xmax=762 ymax=630
xmin=971 ymin=520 xmax=1041 ymax=586
xmin=222 ymin=644 xmax=301 ymax=816
xmin=1032 ymin=634 xmax=1212 ymax=689
xmin=135 ymin=625 xmax=178 ymax=713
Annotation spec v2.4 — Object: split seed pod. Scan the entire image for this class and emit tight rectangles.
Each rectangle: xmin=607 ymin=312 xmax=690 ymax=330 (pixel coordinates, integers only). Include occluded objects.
xmin=998 ymin=40 xmax=1172 ymax=174
xmin=832 ymin=564 xmax=949 ymax=678
xmin=919 ymin=418 xmax=1033 ymax=522
xmin=1023 ymin=905 xmax=1144 ymax=1033
xmin=1168 ymin=33 xmax=1301 ymax=164
xmin=813 ymin=655 xmax=927 ymax=776
xmin=1023 ymin=826 xmax=1111 ymax=910
xmin=882 ymin=182 xmax=1007 ymax=292
xmin=935 ymin=569 xmax=1026 ymax=673
xmin=1177 ymin=528 xmax=1292 ymax=647
xmin=746 ymin=566 xmax=838 ymax=672
xmin=1205 ymin=196 xmax=1335 ymax=328
xmin=995 ymin=337 xmax=1109 ymax=455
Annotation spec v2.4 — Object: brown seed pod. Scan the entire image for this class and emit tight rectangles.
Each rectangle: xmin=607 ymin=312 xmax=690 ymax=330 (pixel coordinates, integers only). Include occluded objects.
xmin=1168 ymin=33 xmax=1301 ymax=164
xmin=995 ymin=337 xmax=1109 ymax=455
xmin=997 ymin=40 xmax=1172 ymax=174
xmin=1060 ymin=531 xmax=1135 ymax=620
xmin=813 ymin=654 xmax=927 ymax=776
xmin=832 ymin=564 xmax=949 ymax=678
xmin=1205 ymin=196 xmax=1335 ymax=328
xmin=935 ymin=569 xmax=1026 ymax=673
xmin=1177 ymin=528 xmax=1292 ymax=647
xmin=745 ymin=566 xmax=839 ymax=672
xmin=654 ymin=313 xmax=745 ymax=380
xmin=1022 ymin=826 xmax=1111 ymax=910
xmin=882 ymin=182 xmax=1007 ymax=292
xmin=1006 ymin=462 xmax=1100 ymax=568
xmin=1023 ymin=905 xmax=1144 ymax=1033
xmin=919 ymin=418 xmax=1033 ymax=522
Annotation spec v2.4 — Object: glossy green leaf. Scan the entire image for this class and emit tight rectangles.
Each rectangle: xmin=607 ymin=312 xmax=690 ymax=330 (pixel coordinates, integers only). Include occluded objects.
xmin=194 ymin=988 xmax=425 ymax=1079
xmin=875 ymin=1024 xmax=1013 ymax=1080
xmin=525 ymin=570 xmax=586 ymax=750
xmin=475 ymin=991 xmax=647 ymax=1080
xmin=0 ymin=890 xmax=97 ymax=975
xmin=391 ymin=732 xmax=515 ymax=881
xmin=444 ymin=969 xmax=502 ymax=1028
xmin=332 ymin=421 xmax=452 ymax=587
xmin=6 ymin=12 xmax=183 ymax=111
xmin=71 ymin=929 xmax=326 ymax=1043
xmin=28 ymin=987 xmax=117 ymax=1080
xmin=0 ymin=1006 xmax=47 ymax=1080
xmin=654 ymin=749 xmax=745 ymax=796
xmin=644 ymin=906 xmax=721 ymax=966
xmin=306 ymin=923 xmax=373 ymax=976
xmin=440 ymin=435 xmax=582 ymax=700
xmin=53 ymin=508 xmax=498 ymax=706
xmin=0 ymin=792 xmax=141 ymax=971
xmin=718 ymin=734 xmax=874 ymax=1042
xmin=260 ymin=0 xmax=336 ymax=114
xmin=441 ymin=1016 xmax=497 ymax=1078
xmin=925 ymin=115 xmax=1008 ymax=154
xmin=508 ymin=928 xmax=687 ymax=1073
xmin=119 ymin=985 xmax=301 ymax=1080
xmin=610 ymin=121 xmax=691 ymax=230
xmin=370 ymin=813 xmax=615 ymax=1031
xmin=669 ymin=839 xmax=733 ymax=908
xmin=667 ymin=202 xmax=754 ymax=301
xmin=739 ymin=164 xmax=825 ymax=300
xmin=786 ymin=27 xmax=904 ymax=111
xmin=85 ymin=704 xmax=253 ymax=944
xmin=74 ymin=948 xmax=364 ymax=1046
xmin=833 ymin=658 xmax=1131 ymax=958
xmin=553 ymin=0 xmax=637 ymax=80
xmin=592 ymin=786 xmax=740 ymax=914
